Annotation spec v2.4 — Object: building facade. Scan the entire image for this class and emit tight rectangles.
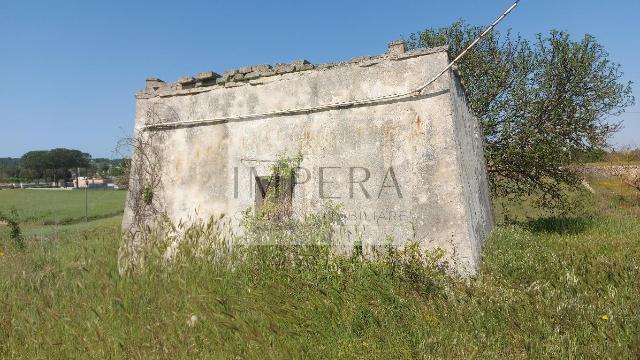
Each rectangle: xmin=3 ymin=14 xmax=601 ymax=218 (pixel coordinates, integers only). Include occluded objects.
xmin=123 ymin=41 xmax=493 ymax=275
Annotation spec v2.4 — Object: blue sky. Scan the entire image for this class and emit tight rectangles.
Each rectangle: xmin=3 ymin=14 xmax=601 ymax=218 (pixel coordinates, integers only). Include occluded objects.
xmin=0 ymin=0 xmax=638 ymax=158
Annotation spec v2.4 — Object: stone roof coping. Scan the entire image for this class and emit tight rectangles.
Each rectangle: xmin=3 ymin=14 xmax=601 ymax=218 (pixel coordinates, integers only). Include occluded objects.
xmin=138 ymin=42 xmax=450 ymax=98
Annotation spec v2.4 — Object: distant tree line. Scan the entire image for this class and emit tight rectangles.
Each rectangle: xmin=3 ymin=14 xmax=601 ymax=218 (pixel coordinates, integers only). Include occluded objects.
xmin=0 ymin=148 xmax=127 ymax=183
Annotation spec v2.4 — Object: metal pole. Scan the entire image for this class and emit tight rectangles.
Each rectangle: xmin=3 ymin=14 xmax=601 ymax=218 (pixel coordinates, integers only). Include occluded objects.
xmin=85 ymin=169 xmax=88 ymax=223
xmin=416 ymin=0 xmax=521 ymax=95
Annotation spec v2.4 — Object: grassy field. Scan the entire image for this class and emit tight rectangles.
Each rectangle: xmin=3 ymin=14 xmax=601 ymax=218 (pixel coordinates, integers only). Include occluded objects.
xmin=0 ymin=189 xmax=126 ymax=226
xmin=0 ymin=176 xmax=639 ymax=358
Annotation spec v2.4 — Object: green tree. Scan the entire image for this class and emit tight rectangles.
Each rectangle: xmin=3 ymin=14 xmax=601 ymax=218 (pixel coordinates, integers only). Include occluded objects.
xmin=0 ymin=158 xmax=21 ymax=182
xmin=408 ymin=21 xmax=635 ymax=209
xmin=20 ymin=149 xmax=91 ymax=183
xmin=20 ymin=151 xmax=50 ymax=181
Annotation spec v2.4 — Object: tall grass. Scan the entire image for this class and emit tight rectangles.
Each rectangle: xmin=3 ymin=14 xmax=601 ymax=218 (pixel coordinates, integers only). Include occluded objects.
xmin=1 ymin=176 xmax=639 ymax=358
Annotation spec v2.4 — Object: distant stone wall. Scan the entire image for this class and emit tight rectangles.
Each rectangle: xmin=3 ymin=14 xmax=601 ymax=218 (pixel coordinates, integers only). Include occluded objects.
xmin=124 ymin=41 xmax=494 ymax=275
xmin=580 ymin=165 xmax=640 ymax=190
xmin=579 ymin=164 xmax=640 ymax=177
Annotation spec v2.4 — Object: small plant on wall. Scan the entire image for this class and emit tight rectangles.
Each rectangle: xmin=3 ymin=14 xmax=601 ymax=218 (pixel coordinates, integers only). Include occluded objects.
xmin=255 ymin=152 xmax=303 ymax=223
xmin=142 ymin=187 xmax=154 ymax=205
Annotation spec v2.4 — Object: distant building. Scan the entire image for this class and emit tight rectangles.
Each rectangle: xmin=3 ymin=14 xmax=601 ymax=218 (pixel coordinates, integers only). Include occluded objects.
xmin=75 ymin=176 xmax=107 ymax=189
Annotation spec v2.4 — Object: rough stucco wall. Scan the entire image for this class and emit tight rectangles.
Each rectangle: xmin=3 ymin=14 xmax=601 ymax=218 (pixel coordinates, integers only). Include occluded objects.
xmin=449 ymin=71 xmax=495 ymax=273
xmin=124 ymin=47 xmax=493 ymax=275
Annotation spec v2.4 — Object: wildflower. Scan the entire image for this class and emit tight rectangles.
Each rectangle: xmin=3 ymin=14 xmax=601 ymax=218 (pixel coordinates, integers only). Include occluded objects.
xmin=601 ymin=314 xmax=609 ymax=321
xmin=0 ymin=251 xmax=4 ymax=257
xmin=187 ymin=314 xmax=198 ymax=327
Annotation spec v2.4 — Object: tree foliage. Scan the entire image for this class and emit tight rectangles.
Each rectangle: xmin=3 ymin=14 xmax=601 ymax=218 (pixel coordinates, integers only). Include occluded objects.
xmin=408 ymin=21 xmax=634 ymax=208
xmin=20 ymin=148 xmax=90 ymax=182
xmin=0 ymin=158 xmax=21 ymax=182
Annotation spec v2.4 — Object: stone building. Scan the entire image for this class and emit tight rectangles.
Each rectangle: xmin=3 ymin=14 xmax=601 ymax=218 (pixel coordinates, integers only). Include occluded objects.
xmin=123 ymin=40 xmax=494 ymax=275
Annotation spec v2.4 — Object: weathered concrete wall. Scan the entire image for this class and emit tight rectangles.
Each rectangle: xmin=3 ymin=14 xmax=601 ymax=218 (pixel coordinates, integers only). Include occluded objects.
xmin=124 ymin=42 xmax=494 ymax=275
xmin=449 ymin=72 xmax=494 ymax=271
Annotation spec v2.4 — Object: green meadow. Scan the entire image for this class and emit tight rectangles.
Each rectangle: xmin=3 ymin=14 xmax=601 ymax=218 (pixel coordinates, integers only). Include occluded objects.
xmin=0 ymin=189 xmax=126 ymax=225
xmin=0 ymin=176 xmax=639 ymax=358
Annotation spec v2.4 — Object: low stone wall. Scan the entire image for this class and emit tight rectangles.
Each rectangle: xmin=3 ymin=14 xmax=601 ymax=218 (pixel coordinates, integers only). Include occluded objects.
xmin=580 ymin=165 xmax=640 ymax=190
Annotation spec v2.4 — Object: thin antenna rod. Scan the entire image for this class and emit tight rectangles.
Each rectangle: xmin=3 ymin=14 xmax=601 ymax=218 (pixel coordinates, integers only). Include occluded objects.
xmin=416 ymin=0 xmax=521 ymax=93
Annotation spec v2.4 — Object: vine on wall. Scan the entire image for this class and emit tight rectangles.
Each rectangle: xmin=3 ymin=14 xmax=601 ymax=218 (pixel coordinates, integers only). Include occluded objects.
xmin=117 ymin=103 xmax=178 ymax=273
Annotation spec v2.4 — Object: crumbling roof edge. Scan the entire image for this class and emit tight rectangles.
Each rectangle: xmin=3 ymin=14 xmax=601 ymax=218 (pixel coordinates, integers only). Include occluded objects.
xmin=136 ymin=44 xmax=450 ymax=99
